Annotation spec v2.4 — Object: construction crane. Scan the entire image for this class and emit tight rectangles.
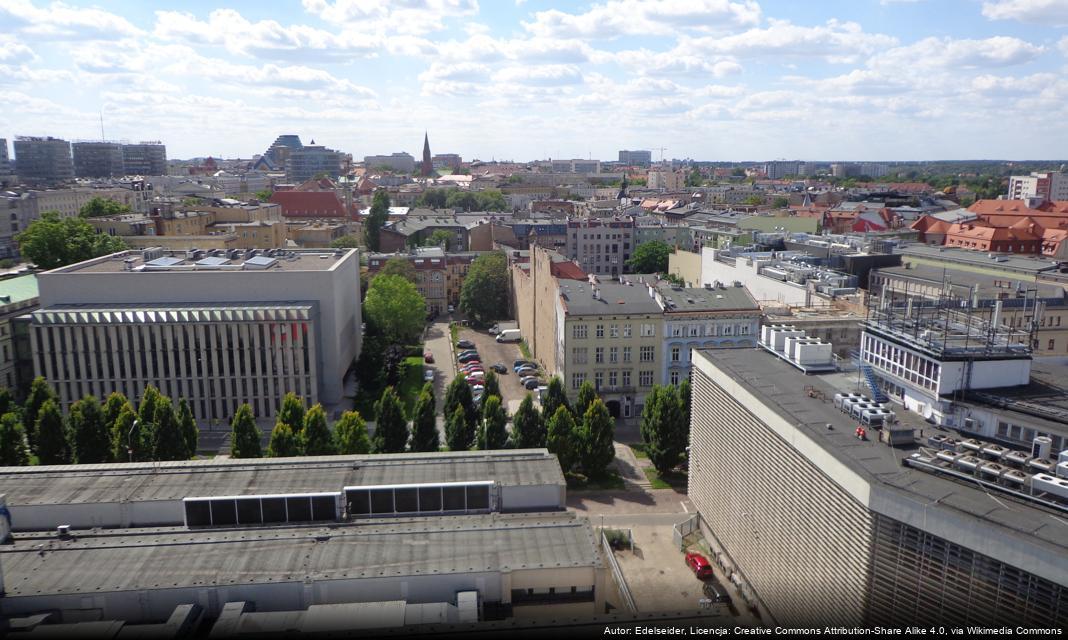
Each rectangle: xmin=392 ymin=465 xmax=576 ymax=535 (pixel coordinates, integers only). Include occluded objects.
xmin=654 ymin=147 xmax=667 ymax=162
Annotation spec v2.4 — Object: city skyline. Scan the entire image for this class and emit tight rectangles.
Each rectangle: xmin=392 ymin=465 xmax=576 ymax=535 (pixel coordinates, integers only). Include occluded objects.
xmin=1 ymin=0 xmax=1067 ymax=161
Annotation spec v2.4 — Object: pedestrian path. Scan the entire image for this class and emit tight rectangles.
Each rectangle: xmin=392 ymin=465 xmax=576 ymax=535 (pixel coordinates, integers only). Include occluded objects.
xmin=614 ymin=441 xmax=653 ymax=490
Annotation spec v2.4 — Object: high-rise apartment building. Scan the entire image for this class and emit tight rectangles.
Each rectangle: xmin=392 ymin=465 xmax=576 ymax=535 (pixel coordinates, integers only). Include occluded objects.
xmin=618 ymin=150 xmax=651 ymax=166
xmin=13 ymin=136 xmax=73 ymax=185
xmin=260 ymin=134 xmax=303 ymax=171
xmin=689 ymin=347 xmax=1068 ymax=627
xmin=566 ymin=217 xmax=635 ymax=277
xmin=27 ymin=248 xmax=362 ymax=421
xmin=432 ymin=153 xmax=462 ymax=171
xmin=72 ymin=141 xmax=125 ymax=178
xmin=762 ymin=161 xmax=799 ymax=180
xmin=121 ymin=142 xmax=168 ymax=176
xmin=1009 ymin=172 xmax=1068 ymax=203
xmin=0 ymin=138 xmax=10 ymax=175
xmin=286 ymin=144 xmax=345 ymax=183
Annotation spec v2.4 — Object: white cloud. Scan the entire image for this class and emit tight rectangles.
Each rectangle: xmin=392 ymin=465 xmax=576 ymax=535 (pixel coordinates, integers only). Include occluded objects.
xmin=523 ymin=0 xmax=761 ymax=39
xmin=0 ymin=0 xmax=142 ymax=40
xmin=870 ymin=35 xmax=1044 ymax=71
xmin=970 ymin=72 xmax=1058 ymax=95
xmin=300 ymin=0 xmax=479 ymax=36
xmin=1060 ymin=35 xmax=1068 ymax=56
xmin=786 ymin=69 xmax=910 ymax=95
xmin=981 ymin=0 xmax=1068 ymax=26
xmin=0 ymin=35 xmax=35 ymax=63
xmin=611 ymin=48 xmax=743 ymax=77
xmin=492 ymin=64 xmax=584 ymax=86
xmin=685 ymin=19 xmax=898 ymax=63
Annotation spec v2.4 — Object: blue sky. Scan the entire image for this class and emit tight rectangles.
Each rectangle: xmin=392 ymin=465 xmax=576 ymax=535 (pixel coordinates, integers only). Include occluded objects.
xmin=1 ymin=0 xmax=1067 ymax=162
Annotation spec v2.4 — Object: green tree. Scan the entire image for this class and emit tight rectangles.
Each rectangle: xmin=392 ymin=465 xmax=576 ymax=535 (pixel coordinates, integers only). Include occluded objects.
xmin=743 ymin=195 xmax=764 ymax=206
xmin=679 ymin=377 xmax=692 ymax=431
xmin=772 ymin=196 xmax=790 ymax=208
xmin=152 ymin=397 xmax=187 ymax=461
xmin=302 ymin=403 xmax=335 ymax=455
xmin=423 ymin=229 xmax=453 ymax=248
xmin=478 ymin=395 xmax=508 ymax=450
xmin=267 ymin=421 xmax=302 ymax=458
xmin=254 ymin=189 xmax=273 ymax=201
xmin=445 ymin=404 xmax=474 ymax=451
xmin=102 ymin=391 xmax=129 ymax=458
xmin=363 ymin=190 xmax=391 ymax=252
xmin=458 ymin=251 xmax=509 ymax=325
xmin=23 ymin=376 xmax=57 ymax=448
xmin=334 ymin=410 xmax=371 ymax=454
xmin=375 ymin=256 xmax=417 ymax=284
xmin=229 ymin=404 xmax=262 ymax=458
xmin=276 ymin=392 xmax=305 ymax=433
xmin=409 ymin=382 xmax=439 ymax=452
xmin=626 ymin=240 xmax=673 ymax=273
xmin=444 ymin=376 xmax=478 ymax=433
xmin=546 ymin=405 xmax=578 ymax=474
xmin=371 ymin=386 xmax=408 ymax=453
xmin=137 ymin=385 xmax=162 ymax=450
xmin=509 ymin=394 xmax=544 ymax=449
xmin=330 ymin=235 xmax=360 ymax=249
xmin=579 ymin=398 xmax=615 ymax=477
xmin=108 ymin=398 xmax=137 ymax=462
xmin=16 ymin=211 xmax=127 ymax=270
xmin=418 ymin=188 xmax=448 ymax=209
xmin=79 ymin=196 xmax=130 ymax=217
xmin=541 ymin=376 xmax=571 ymax=423
xmin=639 ymin=385 xmax=687 ymax=475
xmin=363 ymin=274 xmax=426 ymax=346
xmin=0 ymin=412 xmax=28 ymax=466
xmin=685 ymin=168 xmax=703 ymax=187
xmin=68 ymin=395 xmax=110 ymax=464
xmin=0 ymin=387 xmax=15 ymax=417
xmin=575 ymin=380 xmax=597 ymax=421
xmin=177 ymin=398 xmax=198 ymax=459
xmin=482 ymin=370 xmax=501 ymax=402
xmin=35 ymin=399 xmax=68 ymax=464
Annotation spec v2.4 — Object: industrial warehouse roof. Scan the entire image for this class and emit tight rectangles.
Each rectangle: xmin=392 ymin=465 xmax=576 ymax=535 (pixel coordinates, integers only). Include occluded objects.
xmin=48 ymin=249 xmax=355 ymax=274
xmin=696 ymin=348 xmax=1068 ymax=571
xmin=0 ymin=450 xmax=566 ymax=506
xmin=0 ymin=512 xmax=601 ymax=598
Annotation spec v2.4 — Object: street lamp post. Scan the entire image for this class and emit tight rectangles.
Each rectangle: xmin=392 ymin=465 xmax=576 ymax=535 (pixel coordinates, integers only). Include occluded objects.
xmin=127 ymin=419 xmax=139 ymax=463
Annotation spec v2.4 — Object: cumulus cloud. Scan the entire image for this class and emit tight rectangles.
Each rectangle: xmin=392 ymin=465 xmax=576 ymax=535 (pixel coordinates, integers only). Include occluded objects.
xmin=523 ymin=0 xmax=761 ymax=39
xmin=685 ymin=19 xmax=898 ymax=63
xmin=493 ymin=64 xmax=584 ymax=86
xmin=0 ymin=35 xmax=35 ymax=63
xmin=981 ymin=0 xmax=1068 ymax=26
xmin=870 ymin=35 xmax=1044 ymax=70
xmin=0 ymin=0 xmax=142 ymax=40
xmin=300 ymin=0 xmax=479 ymax=35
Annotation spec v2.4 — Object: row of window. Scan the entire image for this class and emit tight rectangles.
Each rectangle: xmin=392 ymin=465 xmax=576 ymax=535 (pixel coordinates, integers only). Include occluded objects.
xmin=861 ymin=334 xmax=940 ymax=392
xmin=995 ymin=421 xmax=1064 ymax=455
xmin=571 ymin=369 xmax=655 ymax=390
xmin=572 ymin=323 xmax=657 ymax=339
xmin=668 ymin=323 xmax=752 ymax=338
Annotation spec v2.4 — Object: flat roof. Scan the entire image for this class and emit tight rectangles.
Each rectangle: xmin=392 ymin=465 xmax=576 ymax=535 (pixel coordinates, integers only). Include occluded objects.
xmin=0 ymin=450 xmax=565 ymax=506
xmin=876 ymin=264 xmax=1066 ymax=300
xmin=0 ymin=512 xmax=600 ymax=598
xmin=898 ymin=243 xmax=1068 ymax=274
xmin=0 ymin=273 xmax=38 ymax=306
xmin=559 ymin=282 xmax=663 ymax=316
xmin=964 ymin=359 xmax=1068 ymax=432
xmin=48 ymin=249 xmax=355 ymax=274
xmin=658 ymin=284 xmax=759 ymax=312
xmin=696 ymin=348 xmax=1068 ymax=556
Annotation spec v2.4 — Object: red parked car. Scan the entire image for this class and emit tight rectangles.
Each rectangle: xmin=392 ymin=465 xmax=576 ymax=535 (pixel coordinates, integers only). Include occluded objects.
xmin=685 ymin=552 xmax=715 ymax=580
xmin=423 ymin=351 xmax=434 ymax=364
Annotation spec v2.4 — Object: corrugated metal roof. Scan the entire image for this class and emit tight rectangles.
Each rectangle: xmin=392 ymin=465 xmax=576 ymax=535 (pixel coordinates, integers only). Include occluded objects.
xmin=0 ymin=513 xmax=600 ymax=597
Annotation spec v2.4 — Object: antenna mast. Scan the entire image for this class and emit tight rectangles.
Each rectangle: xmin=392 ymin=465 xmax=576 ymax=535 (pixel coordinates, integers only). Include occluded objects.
xmin=99 ymin=110 xmax=105 ymax=141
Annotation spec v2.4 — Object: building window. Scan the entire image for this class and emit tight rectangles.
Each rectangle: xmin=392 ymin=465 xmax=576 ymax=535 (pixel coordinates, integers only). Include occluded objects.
xmin=596 ymin=324 xmax=604 ymax=338
xmin=571 ymin=372 xmax=586 ymax=390
xmin=573 ymin=324 xmax=588 ymax=339
xmin=739 ymin=324 xmax=750 ymax=335
xmin=622 ymin=370 xmax=631 ymax=387
xmin=688 ymin=325 xmax=700 ymax=337
xmin=640 ymin=346 xmax=655 ymax=362
xmin=595 ymin=347 xmax=604 ymax=364
xmin=609 ymin=347 xmax=618 ymax=364
xmin=623 ymin=347 xmax=632 ymax=363
xmin=1049 ymin=339 xmax=1056 ymax=351
xmin=671 ymin=346 xmax=681 ymax=362
xmin=639 ymin=370 xmax=654 ymax=387
xmin=595 ymin=371 xmax=604 ymax=390
xmin=622 ymin=324 xmax=632 ymax=338
xmin=608 ymin=370 xmax=618 ymax=387
xmin=573 ymin=347 xmax=587 ymax=365
xmin=670 ymin=370 xmax=680 ymax=385
xmin=672 ymin=325 xmax=683 ymax=337
xmin=641 ymin=323 xmax=656 ymax=337
xmin=610 ymin=324 xmax=619 ymax=338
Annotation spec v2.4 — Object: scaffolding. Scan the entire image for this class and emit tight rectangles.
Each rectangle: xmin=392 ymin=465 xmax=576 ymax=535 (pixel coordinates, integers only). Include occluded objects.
xmin=865 ymin=276 xmax=1037 ymax=360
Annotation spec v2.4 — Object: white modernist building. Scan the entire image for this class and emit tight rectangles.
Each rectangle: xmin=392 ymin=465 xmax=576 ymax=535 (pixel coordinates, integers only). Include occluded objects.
xmin=26 ymin=248 xmax=361 ymax=420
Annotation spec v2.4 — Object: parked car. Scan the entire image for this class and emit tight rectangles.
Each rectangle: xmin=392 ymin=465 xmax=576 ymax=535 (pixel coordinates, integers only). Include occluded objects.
xmin=491 ymin=363 xmax=507 ymax=374
xmin=685 ymin=552 xmax=715 ymax=580
xmin=496 ymin=329 xmax=521 ymax=343
xmin=423 ymin=351 xmax=434 ymax=364
xmin=513 ymin=359 xmax=533 ymax=369
xmin=458 ymin=353 xmax=480 ymax=363
xmin=460 ymin=363 xmax=483 ymax=372
xmin=515 ymin=366 xmax=538 ymax=377
xmin=471 ymin=384 xmax=484 ymax=395
xmin=519 ymin=375 xmax=539 ymax=386
xmin=423 ymin=369 xmax=434 ymax=382
xmin=522 ymin=378 xmax=540 ymax=390
xmin=489 ymin=324 xmax=500 ymax=335
xmin=448 ymin=304 xmax=455 ymax=313
xmin=466 ymin=370 xmax=486 ymax=379
xmin=456 ymin=339 xmax=475 ymax=349
xmin=703 ymin=579 xmax=731 ymax=605
xmin=458 ymin=349 xmax=479 ymax=358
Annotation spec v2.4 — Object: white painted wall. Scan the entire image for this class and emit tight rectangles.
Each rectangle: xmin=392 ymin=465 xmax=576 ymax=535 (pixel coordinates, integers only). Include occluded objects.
xmin=699 ymin=248 xmax=810 ymax=306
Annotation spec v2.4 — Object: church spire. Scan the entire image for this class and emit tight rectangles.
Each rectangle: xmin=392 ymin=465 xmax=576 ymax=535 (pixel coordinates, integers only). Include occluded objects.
xmin=421 ymin=131 xmax=433 ymax=177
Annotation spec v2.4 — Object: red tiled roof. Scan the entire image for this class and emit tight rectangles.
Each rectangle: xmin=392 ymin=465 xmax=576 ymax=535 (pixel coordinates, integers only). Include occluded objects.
xmin=270 ymin=191 xmax=351 ymax=218
xmin=551 ymin=262 xmax=587 ymax=281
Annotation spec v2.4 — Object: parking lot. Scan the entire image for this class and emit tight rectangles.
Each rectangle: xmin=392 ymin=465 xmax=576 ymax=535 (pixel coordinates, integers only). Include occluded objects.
xmin=455 ymin=325 xmax=536 ymax=414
